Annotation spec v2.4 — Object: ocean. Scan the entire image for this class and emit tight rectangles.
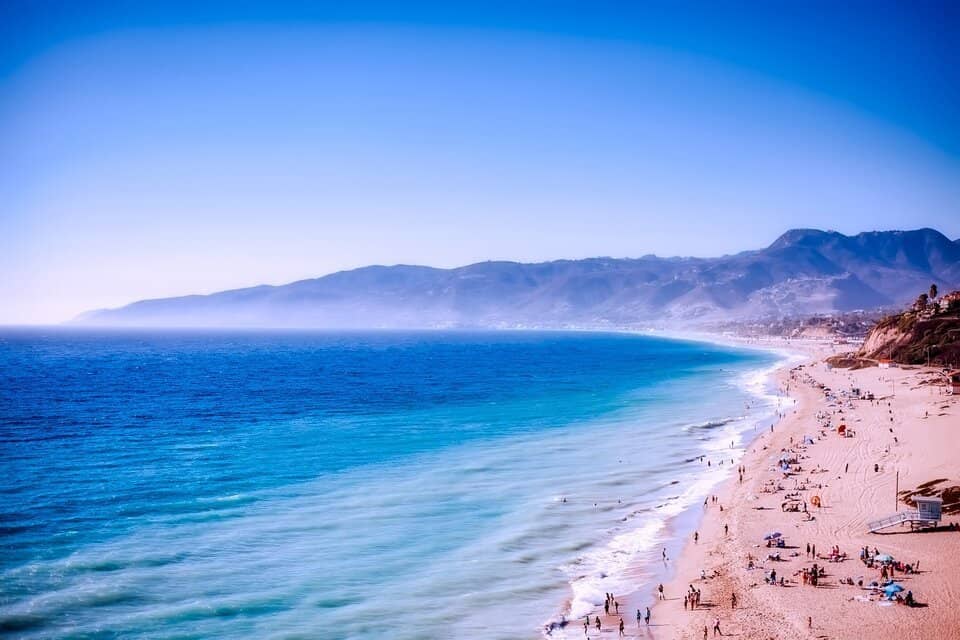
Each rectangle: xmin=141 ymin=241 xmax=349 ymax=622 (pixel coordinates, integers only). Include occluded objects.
xmin=0 ymin=329 xmax=782 ymax=639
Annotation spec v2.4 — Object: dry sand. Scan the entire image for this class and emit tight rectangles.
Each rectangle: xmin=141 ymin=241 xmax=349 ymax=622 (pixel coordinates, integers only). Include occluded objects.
xmin=588 ymin=339 xmax=960 ymax=640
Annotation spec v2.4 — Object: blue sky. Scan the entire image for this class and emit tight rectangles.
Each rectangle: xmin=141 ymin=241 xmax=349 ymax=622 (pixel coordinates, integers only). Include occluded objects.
xmin=1 ymin=1 xmax=959 ymax=323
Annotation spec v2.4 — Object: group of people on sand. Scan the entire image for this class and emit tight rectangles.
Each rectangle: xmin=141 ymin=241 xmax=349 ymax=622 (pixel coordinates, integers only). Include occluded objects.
xmin=603 ymin=592 xmax=619 ymax=616
xmin=799 ymin=564 xmax=824 ymax=586
xmin=579 ymin=593 xmax=653 ymax=637
xmin=683 ymin=584 xmax=702 ymax=609
xmin=635 ymin=606 xmax=651 ymax=626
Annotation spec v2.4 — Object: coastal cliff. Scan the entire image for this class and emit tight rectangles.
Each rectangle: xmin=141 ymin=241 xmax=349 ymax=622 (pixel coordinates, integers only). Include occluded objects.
xmin=855 ymin=291 xmax=960 ymax=366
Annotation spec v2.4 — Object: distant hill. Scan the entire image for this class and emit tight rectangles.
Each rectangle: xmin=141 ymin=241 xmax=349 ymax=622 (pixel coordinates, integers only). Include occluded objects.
xmin=75 ymin=228 xmax=960 ymax=329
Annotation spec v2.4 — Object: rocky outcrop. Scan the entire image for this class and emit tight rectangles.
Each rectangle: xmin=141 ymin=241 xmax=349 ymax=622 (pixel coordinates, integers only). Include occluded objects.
xmin=856 ymin=302 xmax=960 ymax=366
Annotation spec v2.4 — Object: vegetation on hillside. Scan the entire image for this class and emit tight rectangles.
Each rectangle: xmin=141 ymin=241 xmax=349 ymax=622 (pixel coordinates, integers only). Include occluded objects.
xmin=855 ymin=286 xmax=960 ymax=367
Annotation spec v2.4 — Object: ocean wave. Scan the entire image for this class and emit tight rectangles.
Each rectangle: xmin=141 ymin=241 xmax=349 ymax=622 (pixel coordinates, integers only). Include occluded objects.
xmin=682 ymin=417 xmax=740 ymax=431
xmin=550 ymin=357 xmax=788 ymax=632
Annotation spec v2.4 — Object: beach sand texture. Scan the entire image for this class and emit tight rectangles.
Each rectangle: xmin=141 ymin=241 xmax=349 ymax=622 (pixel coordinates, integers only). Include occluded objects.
xmin=593 ymin=342 xmax=960 ymax=640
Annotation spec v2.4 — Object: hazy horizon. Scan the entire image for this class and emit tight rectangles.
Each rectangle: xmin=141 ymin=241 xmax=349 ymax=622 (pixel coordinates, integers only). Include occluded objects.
xmin=3 ymin=2 xmax=959 ymax=323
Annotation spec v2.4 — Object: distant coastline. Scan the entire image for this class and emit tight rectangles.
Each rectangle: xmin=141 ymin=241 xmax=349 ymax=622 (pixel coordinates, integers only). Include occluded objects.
xmin=71 ymin=228 xmax=960 ymax=332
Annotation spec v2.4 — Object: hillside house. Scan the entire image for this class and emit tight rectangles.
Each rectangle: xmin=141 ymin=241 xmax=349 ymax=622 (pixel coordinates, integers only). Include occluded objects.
xmin=937 ymin=290 xmax=960 ymax=313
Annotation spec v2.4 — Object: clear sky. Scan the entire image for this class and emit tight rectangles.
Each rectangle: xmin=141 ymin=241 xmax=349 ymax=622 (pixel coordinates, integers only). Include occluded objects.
xmin=2 ymin=1 xmax=959 ymax=324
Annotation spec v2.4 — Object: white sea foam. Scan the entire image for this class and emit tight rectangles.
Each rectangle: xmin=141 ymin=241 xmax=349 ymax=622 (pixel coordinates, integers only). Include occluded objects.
xmin=548 ymin=351 xmax=791 ymax=636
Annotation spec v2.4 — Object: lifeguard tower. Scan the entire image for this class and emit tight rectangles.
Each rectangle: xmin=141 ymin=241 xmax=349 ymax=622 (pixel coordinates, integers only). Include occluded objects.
xmin=915 ymin=496 xmax=943 ymax=524
xmin=868 ymin=496 xmax=942 ymax=533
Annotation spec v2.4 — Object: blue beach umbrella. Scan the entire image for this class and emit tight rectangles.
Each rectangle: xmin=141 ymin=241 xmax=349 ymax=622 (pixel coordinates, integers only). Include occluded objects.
xmin=883 ymin=583 xmax=904 ymax=597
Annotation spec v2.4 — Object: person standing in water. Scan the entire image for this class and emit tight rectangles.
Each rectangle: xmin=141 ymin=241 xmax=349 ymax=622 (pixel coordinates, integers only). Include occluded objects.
xmin=619 ymin=618 xmax=625 ymax=636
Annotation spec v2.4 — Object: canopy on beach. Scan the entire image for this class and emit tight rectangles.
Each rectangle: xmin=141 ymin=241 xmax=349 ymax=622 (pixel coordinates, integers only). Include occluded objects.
xmin=875 ymin=554 xmax=895 ymax=563
xmin=803 ymin=436 xmax=815 ymax=444
xmin=883 ymin=583 xmax=904 ymax=597
xmin=763 ymin=532 xmax=782 ymax=540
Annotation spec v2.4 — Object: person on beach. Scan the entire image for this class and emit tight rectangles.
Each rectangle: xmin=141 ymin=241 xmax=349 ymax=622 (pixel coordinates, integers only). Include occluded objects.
xmin=645 ymin=607 xmax=650 ymax=625
xmin=684 ymin=594 xmax=688 ymax=610
xmin=694 ymin=531 xmax=699 ymax=544
xmin=619 ymin=617 xmax=624 ymax=636
xmin=604 ymin=599 xmax=609 ymax=615
xmin=614 ymin=600 xmax=619 ymax=614
xmin=713 ymin=616 xmax=722 ymax=636
xmin=596 ymin=617 xmax=601 ymax=631
xmin=703 ymin=626 xmax=708 ymax=640
xmin=584 ymin=617 xmax=589 ymax=635
xmin=658 ymin=583 xmax=664 ymax=600
xmin=731 ymin=592 xmax=737 ymax=608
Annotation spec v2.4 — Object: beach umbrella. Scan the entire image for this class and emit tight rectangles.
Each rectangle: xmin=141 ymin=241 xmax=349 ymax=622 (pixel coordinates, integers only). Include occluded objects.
xmin=763 ymin=532 xmax=782 ymax=540
xmin=883 ymin=583 xmax=904 ymax=596
xmin=874 ymin=554 xmax=894 ymax=563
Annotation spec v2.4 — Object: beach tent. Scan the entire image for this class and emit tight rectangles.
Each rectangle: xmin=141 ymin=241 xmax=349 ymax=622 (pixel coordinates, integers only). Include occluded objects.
xmin=874 ymin=554 xmax=895 ymax=563
xmin=763 ymin=532 xmax=782 ymax=540
xmin=803 ymin=435 xmax=815 ymax=444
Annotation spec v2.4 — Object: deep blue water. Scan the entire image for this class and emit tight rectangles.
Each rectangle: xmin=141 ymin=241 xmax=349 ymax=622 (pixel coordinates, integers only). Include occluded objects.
xmin=0 ymin=329 xmax=776 ymax=639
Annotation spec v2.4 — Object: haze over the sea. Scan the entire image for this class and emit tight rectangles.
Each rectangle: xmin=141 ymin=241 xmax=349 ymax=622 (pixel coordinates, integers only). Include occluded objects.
xmin=2 ymin=1 xmax=959 ymax=324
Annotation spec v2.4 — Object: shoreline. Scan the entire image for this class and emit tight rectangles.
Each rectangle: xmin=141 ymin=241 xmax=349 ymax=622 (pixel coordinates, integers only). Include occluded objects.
xmin=549 ymin=332 xmax=803 ymax=638
xmin=638 ymin=339 xmax=960 ymax=639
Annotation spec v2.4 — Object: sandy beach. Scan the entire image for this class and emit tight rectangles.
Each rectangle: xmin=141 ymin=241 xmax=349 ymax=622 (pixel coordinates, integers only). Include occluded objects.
xmin=586 ymin=338 xmax=960 ymax=640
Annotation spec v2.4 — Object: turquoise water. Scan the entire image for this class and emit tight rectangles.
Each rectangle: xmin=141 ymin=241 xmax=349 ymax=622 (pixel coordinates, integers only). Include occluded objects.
xmin=0 ymin=330 xmax=778 ymax=638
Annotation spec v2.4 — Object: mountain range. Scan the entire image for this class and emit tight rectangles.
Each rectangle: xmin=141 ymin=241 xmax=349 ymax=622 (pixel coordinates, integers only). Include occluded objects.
xmin=75 ymin=228 xmax=960 ymax=329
